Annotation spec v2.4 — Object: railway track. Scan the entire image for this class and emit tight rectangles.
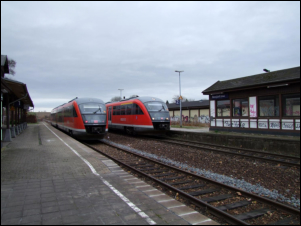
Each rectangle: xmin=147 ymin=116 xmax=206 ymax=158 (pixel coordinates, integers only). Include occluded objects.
xmin=84 ymin=139 xmax=300 ymax=225
xmin=147 ymin=136 xmax=300 ymax=168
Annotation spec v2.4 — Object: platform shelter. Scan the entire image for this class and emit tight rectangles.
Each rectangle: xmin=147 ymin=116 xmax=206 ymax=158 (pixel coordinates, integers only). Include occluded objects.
xmin=202 ymin=66 xmax=300 ymax=136
xmin=1 ymin=55 xmax=34 ymax=147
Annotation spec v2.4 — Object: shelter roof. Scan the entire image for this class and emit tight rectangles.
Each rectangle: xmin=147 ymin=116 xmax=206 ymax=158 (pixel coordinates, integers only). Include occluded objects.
xmin=2 ymin=77 xmax=34 ymax=107
xmin=167 ymin=100 xmax=209 ymax=110
xmin=202 ymin=66 xmax=300 ymax=94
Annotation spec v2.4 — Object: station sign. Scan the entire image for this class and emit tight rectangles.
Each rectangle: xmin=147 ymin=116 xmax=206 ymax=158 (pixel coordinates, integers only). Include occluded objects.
xmin=211 ymin=93 xmax=229 ymax=100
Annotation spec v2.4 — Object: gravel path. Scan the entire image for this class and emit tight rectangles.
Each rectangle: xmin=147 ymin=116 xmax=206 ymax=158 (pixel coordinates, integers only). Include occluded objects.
xmin=102 ymin=132 xmax=300 ymax=209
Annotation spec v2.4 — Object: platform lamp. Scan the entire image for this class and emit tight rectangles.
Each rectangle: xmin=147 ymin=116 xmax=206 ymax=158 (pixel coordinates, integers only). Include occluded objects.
xmin=175 ymin=70 xmax=184 ymax=128
xmin=118 ymin=89 xmax=124 ymax=101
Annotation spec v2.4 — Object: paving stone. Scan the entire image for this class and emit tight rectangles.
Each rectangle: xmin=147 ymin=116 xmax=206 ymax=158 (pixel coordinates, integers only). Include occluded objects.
xmin=23 ymin=208 xmax=41 ymax=216
xmin=1 ymin=124 xmax=218 ymax=225
xmin=42 ymin=212 xmax=62 ymax=221
xmin=42 ymin=218 xmax=63 ymax=225
xmin=42 ymin=205 xmax=60 ymax=214
xmin=2 ymin=211 xmax=23 ymax=220
xmin=1 ymin=217 xmax=22 ymax=225
xmin=3 ymin=205 xmax=24 ymax=213
xmin=101 ymin=216 xmax=125 ymax=225
xmin=20 ymin=215 xmax=41 ymax=224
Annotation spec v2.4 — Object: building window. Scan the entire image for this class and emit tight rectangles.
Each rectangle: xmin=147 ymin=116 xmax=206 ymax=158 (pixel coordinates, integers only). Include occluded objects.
xmin=259 ymin=96 xmax=279 ymax=117
xmin=232 ymin=99 xmax=249 ymax=117
xmin=282 ymin=94 xmax=300 ymax=116
xmin=217 ymin=100 xmax=230 ymax=117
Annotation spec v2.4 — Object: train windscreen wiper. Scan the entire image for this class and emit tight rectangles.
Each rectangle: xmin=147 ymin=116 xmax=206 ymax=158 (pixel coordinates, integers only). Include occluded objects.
xmin=158 ymin=105 xmax=165 ymax=112
xmin=93 ymin=107 xmax=101 ymax=114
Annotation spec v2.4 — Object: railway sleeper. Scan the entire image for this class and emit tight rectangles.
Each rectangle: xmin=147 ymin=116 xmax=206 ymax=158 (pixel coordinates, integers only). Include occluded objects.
xmin=189 ymin=188 xmax=219 ymax=196
xmin=217 ymin=200 xmax=251 ymax=211
xmin=161 ymin=176 xmax=185 ymax=181
xmin=134 ymin=164 xmax=155 ymax=168
xmin=154 ymin=173 xmax=177 ymax=177
xmin=147 ymin=170 xmax=166 ymax=174
xmin=202 ymin=194 xmax=233 ymax=203
xmin=128 ymin=162 xmax=149 ymax=166
xmin=169 ymin=180 xmax=194 ymax=186
xmin=235 ymin=208 xmax=273 ymax=220
xmin=140 ymin=167 xmax=160 ymax=172
xmin=178 ymin=184 xmax=206 ymax=191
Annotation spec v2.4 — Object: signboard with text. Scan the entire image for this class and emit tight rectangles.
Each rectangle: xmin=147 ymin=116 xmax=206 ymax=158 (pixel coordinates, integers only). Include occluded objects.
xmin=211 ymin=93 xmax=229 ymax=100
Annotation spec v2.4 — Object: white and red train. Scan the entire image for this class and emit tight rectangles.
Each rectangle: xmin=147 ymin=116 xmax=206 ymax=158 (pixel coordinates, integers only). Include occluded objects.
xmin=50 ymin=97 xmax=108 ymax=140
xmin=106 ymin=96 xmax=170 ymax=135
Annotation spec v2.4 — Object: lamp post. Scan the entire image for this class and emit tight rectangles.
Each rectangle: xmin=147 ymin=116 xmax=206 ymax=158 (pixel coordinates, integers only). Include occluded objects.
xmin=118 ymin=89 xmax=124 ymax=100
xmin=175 ymin=70 xmax=184 ymax=128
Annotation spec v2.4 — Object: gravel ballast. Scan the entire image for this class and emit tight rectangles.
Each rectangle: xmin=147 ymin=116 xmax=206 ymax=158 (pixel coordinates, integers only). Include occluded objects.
xmin=101 ymin=133 xmax=300 ymax=209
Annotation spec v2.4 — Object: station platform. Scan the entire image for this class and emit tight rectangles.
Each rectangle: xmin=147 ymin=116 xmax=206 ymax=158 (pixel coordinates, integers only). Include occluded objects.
xmin=1 ymin=122 xmax=219 ymax=225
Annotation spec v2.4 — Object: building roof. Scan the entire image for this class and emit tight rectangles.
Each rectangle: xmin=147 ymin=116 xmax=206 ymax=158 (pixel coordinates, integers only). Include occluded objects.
xmin=1 ymin=55 xmax=9 ymax=74
xmin=167 ymin=100 xmax=209 ymax=110
xmin=202 ymin=66 xmax=300 ymax=94
xmin=2 ymin=77 xmax=34 ymax=107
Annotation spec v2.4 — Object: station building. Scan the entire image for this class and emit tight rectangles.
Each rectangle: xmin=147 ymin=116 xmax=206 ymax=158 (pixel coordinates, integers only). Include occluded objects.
xmin=202 ymin=66 xmax=300 ymax=136
xmin=1 ymin=55 xmax=34 ymax=146
xmin=167 ymin=100 xmax=210 ymax=123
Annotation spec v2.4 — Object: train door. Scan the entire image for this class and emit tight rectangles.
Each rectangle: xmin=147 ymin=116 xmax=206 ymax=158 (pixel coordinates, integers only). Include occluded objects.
xmin=108 ymin=106 xmax=112 ymax=125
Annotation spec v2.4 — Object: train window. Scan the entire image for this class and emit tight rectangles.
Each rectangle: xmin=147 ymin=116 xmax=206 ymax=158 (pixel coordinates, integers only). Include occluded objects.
xmin=72 ymin=106 xmax=78 ymax=117
xmin=120 ymin=105 xmax=126 ymax=115
xmin=113 ymin=106 xmax=116 ymax=116
xmin=145 ymin=102 xmax=168 ymax=112
xmin=133 ymin=104 xmax=144 ymax=115
xmin=115 ymin=106 xmax=120 ymax=115
xmin=79 ymin=103 xmax=105 ymax=114
xmin=64 ymin=107 xmax=72 ymax=117
xmin=126 ymin=104 xmax=132 ymax=115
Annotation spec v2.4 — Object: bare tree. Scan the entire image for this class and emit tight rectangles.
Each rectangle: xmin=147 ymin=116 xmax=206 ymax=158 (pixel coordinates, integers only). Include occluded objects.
xmin=110 ymin=96 xmax=121 ymax=102
xmin=8 ymin=58 xmax=16 ymax=75
xmin=172 ymin=95 xmax=187 ymax=103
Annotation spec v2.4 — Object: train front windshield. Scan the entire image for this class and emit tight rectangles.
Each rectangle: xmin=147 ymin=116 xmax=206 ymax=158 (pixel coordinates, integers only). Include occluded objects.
xmin=144 ymin=102 xmax=170 ymax=121
xmin=79 ymin=103 xmax=106 ymax=124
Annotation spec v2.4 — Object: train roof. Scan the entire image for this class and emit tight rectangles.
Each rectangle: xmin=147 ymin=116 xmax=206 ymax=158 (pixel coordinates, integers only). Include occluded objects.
xmin=106 ymin=96 xmax=165 ymax=104
xmin=52 ymin=97 xmax=105 ymax=110
xmin=74 ymin=97 xmax=105 ymax=105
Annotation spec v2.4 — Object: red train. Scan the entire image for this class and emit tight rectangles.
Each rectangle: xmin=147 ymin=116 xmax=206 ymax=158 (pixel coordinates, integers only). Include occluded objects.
xmin=50 ymin=97 xmax=108 ymax=140
xmin=106 ymin=96 xmax=170 ymax=135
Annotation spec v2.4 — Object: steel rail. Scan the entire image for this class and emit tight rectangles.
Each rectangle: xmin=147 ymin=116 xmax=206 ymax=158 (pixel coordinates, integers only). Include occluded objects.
xmin=84 ymin=140 xmax=300 ymax=225
xmin=164 ymin=137 xmax=300 ymax=160
xmin=152 ymin=137 xmax=300 ymax=167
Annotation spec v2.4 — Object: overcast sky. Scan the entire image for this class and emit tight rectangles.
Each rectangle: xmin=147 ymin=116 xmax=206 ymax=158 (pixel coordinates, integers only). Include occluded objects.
xmin=1 ymin=1 xmax=300 ymax=112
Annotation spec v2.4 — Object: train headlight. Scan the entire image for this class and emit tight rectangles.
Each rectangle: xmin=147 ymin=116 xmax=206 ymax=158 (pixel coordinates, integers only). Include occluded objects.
xmin=152 ymin=118 xmax=155 ymax=120
xmin=166 ymin=118 xmax=169 ymax=120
